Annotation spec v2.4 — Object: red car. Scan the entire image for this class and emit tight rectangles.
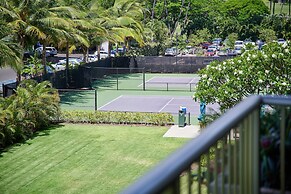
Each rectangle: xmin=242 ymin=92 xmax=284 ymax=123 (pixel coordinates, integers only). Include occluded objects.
xmin=205 ymin=48 xmax=216 ymax=56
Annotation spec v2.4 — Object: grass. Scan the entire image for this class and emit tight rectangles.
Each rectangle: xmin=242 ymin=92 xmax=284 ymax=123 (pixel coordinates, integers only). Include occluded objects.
xmin=263 ymin=0 xmax=291 ymax=15
xmin=0 ymin=124 xmax=188 ymax=194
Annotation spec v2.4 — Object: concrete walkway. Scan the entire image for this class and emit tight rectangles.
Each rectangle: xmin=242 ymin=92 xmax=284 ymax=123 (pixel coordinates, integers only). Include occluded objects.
xmin=163 ymin=125 xmax=201 ymax=138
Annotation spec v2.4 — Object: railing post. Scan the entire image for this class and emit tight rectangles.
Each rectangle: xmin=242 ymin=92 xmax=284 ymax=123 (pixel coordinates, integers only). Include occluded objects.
xmin=280 ymin=107 xmax=286 ymax=194
xmin=253 ymin=109 xmax=260 ymax=194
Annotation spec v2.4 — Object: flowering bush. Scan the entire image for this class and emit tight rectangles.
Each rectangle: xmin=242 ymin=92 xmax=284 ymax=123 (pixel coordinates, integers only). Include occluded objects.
xmin=194 ymin=41 xmax=291 ymax=111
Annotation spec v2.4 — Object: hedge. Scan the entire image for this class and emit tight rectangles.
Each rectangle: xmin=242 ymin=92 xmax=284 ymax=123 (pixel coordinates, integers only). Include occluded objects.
xmin=57 ymin=110 xmax=174 ymax=126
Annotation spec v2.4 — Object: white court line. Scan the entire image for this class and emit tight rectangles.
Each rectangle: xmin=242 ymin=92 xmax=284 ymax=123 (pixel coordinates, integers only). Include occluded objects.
xmin=159 ymin=98 xmax=174 ymax=112
xmin=98 ymin=95 xmax=123 ymax=110
xmin=137 ymin=76 xmax=157 ymax=87
xmin=186 ymin=78 xmax=198 ymax=86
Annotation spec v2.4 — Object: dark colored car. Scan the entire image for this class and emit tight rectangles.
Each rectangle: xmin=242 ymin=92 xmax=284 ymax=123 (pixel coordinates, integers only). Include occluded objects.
xmin=201 ymin=42 xmax=211 ymax=49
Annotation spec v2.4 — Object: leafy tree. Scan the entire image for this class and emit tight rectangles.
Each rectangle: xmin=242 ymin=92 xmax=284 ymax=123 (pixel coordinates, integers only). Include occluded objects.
xmin=194 ymin=41 xmax=291 ymax=111
xmin=138 ymin=19 xmax=170 ymax=55
xmin=225 ymin=33 xmax=238 ymax=48
xmin=259 ymin=28 xmax=277 ymax=43
xmin=188 ymin=28 xmax=212 ymax=46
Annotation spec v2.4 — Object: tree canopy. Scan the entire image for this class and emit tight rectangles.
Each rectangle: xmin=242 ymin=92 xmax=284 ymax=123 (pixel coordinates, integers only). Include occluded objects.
xmin=194 ymin=41 xmax=291 ymax=111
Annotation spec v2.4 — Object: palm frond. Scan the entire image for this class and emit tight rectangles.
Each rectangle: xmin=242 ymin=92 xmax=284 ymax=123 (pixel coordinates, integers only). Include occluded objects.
xmin=25 ymin=26 xmax=47 ymax=40
xmin=49 ymin=6 xmax=86 ymax=19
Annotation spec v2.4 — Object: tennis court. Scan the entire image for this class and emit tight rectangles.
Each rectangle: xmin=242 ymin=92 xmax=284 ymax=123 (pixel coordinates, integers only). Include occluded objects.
xmin=98 ymin=95 xmax=219 ymax=115
xmin=59 ymin=72 xmax=219 ymax=117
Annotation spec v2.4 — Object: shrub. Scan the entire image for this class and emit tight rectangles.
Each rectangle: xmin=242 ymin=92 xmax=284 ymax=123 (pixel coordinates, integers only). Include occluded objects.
xmin=0 ymin=80 xmax=60 ymax=148
xmin=57 ymin=110 xmax=174 ymax=126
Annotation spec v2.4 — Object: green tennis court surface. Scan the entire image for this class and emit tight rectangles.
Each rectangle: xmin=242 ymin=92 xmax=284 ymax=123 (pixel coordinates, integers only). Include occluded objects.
xmin=92 ymin=73 xmax=199 ymax=91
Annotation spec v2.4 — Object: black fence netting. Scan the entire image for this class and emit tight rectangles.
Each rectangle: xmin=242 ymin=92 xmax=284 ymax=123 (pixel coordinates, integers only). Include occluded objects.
xmin=2 ymin=55 xmax=233 ymax=97
xmin=130 ymin=56 xmax=232 ymax=73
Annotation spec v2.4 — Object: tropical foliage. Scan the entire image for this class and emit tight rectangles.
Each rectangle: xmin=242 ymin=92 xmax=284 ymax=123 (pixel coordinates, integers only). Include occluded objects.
xmin=0 ymin=80 xmax=60 ymax=149
xmin=194 ymin=41 xmax=291 ymax=111
xmin=0 ymin=0 xmax=290 ymax=66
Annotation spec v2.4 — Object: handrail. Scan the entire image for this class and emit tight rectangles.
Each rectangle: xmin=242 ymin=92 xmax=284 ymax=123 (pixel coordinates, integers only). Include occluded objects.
xmin=121 ymin=95 xmax=263 ymax=194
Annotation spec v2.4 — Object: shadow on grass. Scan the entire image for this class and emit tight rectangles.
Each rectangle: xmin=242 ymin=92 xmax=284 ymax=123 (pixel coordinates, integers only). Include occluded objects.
xmin=59 ymin=73 xmax=143 ymax=106
xmin=0 ymin=124 xmax=65 ymax=156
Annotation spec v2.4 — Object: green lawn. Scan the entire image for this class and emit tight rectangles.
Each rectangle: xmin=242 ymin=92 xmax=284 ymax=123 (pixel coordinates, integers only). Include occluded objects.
xmin=263 ymin=0 xmax=290 ymax=15
xmin=0 ymin=124 xmax=188 ymax=194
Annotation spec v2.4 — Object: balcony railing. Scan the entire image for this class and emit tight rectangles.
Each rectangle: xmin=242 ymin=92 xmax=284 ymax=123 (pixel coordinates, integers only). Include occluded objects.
xmin=121 ymin=95 xmax=291 ymax=194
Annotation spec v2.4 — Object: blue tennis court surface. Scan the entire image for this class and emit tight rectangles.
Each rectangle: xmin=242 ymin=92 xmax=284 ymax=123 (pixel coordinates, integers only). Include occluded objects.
xmin=98 ymin=95 xmax=219 ymax=116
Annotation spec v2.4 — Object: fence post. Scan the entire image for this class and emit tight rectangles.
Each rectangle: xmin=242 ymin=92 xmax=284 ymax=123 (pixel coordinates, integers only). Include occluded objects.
xmin=143 ymin=68 xmax=145 ymax=91
xmin=2 ymin=83 xmax=5 ymax=97
xmin=188 ymin=112 xmax=191 ymax=125
xmin=95 ymin=89 xmax=97 ymax=111
xmin=116 ymin=68 xmax=119 ymax=90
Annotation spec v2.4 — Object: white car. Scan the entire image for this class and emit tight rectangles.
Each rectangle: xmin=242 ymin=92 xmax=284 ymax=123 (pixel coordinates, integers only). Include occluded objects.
xmin=52 ymin=58 xmax=81 ymax=70
xmin=88 ymin=54 xmax=98 ymax=62
xmin=234 ymin=40 xmax=244 ymax=48
xmin=164 ymin=48 xmax=176 ymax=56
xmin=35 ymin=47 xmax=58 ymax=57
xmin=234 ymin=46 xmax=243 ymax=55
xmin=278 ymin=38 xmax=286 ymax=44
xmin=94 ymin=51 xmax=114 ymax=59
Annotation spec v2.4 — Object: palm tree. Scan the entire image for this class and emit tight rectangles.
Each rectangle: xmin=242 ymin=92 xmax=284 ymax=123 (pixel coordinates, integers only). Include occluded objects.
xmin=0 ymin=0 xmax=80 ymax=78
xmin=0 ymin=20 xmax=22 ymax=73
xmin=100 ymin=0 xmax=145 ymax=52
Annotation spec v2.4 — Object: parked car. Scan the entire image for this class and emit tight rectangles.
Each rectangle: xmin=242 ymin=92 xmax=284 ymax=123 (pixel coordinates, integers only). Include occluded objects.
xmin=53 ymin=58 xmax=82 ymax=70
xmin=208 ymin=44 xmax=219 ymax=51
xmin=217 ymin=50 xmax=228 ymax=56
xmin=23 ymin=50 xmax=34 ymax=58
xmin=212 ymin=38 xmax=222 ymax=45
xmin=164 ymin=48 xmax=176 ymax=56
xmin=35 ymin=47 xmax=58 ymax=57
xmin=201 ymin=42 xmax=211 ymax=49
xmin=87 ymin=54 xmax=97 ymax=62
xmin=234 ymin=46 xmax=243 ymax=55
xmin=277 ymin=38 xmax=286 ymax=44
xmin=234 ymin=40 xmax=244 ymax=48
xmin=227 ymin=50 xmax=238 ymax=56
xmin=94 ymin=50 xmax=114 ymax=59
xmin=205 ymin=48 xmax=216 ymax=56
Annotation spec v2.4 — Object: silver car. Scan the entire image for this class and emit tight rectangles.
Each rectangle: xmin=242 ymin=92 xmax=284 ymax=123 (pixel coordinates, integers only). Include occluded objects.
xmin=35 ymin=47 xmax=58 ymax=57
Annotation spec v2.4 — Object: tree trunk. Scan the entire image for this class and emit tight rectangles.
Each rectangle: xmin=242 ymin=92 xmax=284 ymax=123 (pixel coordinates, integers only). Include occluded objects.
xmin=82 ymin=46 xmax=88 ymax=63
xmin=42 ymin=43 xmax=47 ymax=77
xmin=273 ymin=1 xmax=276 ymax=14
xmin=270 ymin=0 xmax=272 ymax=13
xmin=108 ymin=42 xmax=111 ymax=58
xmin=164 ymin=0 xmax=171 ymax=35
xmin=171 ymin=0 xmax=185 ymax=37
xmin=97 ymin=45 xmax=101 ymax=60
